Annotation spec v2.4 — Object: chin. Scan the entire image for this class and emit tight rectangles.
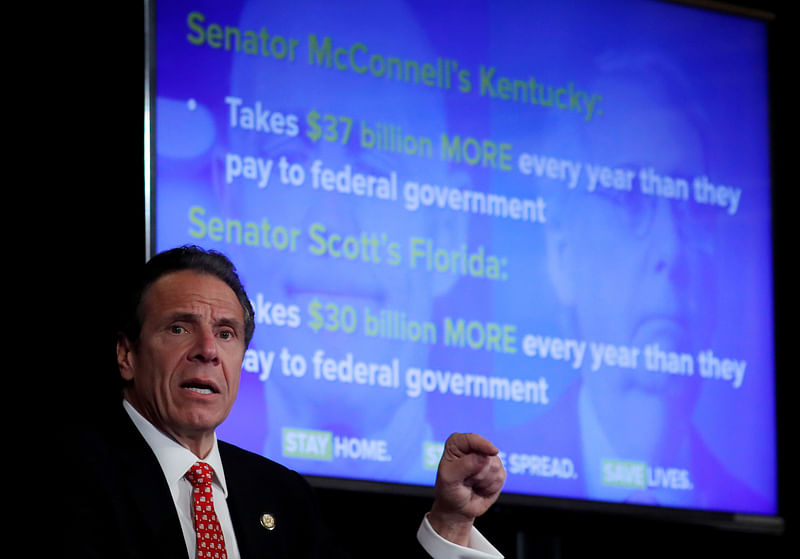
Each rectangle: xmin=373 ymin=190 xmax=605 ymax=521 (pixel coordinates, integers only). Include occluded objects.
xmin=178 ymin=409 xmax=228 ymax=433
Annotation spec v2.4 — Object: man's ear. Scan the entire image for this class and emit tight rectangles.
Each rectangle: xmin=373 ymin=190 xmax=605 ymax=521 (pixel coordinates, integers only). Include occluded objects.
xmin=117 ymin=334 xmax=136 ymax=382
xmin=545 ymin=225 xmax=575 ymax=307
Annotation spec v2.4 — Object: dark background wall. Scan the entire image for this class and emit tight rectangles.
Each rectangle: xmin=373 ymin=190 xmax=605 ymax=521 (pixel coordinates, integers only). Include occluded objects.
xmin=50 ymin=1 xmax=792 ymax=557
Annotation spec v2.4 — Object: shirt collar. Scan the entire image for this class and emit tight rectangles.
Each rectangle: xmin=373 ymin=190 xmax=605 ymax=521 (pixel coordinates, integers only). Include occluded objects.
xmin=123 ymin=399 xmax=229 ymax=498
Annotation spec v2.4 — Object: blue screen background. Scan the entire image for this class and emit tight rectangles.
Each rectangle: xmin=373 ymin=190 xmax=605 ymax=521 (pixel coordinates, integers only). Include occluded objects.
xmin=154 ymin=0 xmax=775 ymax=515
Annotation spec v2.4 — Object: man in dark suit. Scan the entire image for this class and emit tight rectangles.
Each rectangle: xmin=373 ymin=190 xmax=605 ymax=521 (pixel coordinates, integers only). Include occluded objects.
xmin=65 ymin=245 xmax=505 ymax=558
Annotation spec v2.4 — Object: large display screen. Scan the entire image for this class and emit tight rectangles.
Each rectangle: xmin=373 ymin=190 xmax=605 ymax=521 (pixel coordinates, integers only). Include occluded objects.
xmin=150 ymin=0 xmax=777 ymax=517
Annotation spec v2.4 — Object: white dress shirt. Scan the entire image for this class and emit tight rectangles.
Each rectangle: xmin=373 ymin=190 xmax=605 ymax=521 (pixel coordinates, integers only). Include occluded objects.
xmin=124 ymin=400 xmax=242 ymax=559
xmin=123 ymin=401 xmax=502 ymax=558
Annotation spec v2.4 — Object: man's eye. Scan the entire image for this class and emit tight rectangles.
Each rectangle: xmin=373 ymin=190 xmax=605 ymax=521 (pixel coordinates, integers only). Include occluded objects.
xmin=170 ymin=325 xmax=187 ymax=334
xmin=219 ymin=330 xmax=234 ymax=340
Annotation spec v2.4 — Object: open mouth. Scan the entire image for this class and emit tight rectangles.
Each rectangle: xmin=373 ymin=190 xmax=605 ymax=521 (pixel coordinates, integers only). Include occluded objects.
xmin=632 ymin=315 xmax=688 ymax=347
xmin=181 ymin=382 xmax=219 ymax=395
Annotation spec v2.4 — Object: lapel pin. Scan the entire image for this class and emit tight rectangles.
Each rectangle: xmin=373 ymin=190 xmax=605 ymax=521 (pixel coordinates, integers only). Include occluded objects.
xmin=260 ymin=513 xmax=276 ymax=530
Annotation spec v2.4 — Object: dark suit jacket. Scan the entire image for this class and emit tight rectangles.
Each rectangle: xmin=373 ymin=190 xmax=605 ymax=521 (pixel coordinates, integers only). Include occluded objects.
xmin=64 ymin=405 xmax=349 ymax=558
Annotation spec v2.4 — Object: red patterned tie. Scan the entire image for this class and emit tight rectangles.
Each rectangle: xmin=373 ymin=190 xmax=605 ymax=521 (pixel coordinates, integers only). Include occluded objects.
xmin=185 ymin=462 xmax=228 ymax=559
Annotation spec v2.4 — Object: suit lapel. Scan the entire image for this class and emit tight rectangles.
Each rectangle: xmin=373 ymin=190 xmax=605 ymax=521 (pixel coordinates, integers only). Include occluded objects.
xmin=221 ymin=444 xmax=288 ymax=557
xmin=115 ymin=408 xmax=190 ymax=558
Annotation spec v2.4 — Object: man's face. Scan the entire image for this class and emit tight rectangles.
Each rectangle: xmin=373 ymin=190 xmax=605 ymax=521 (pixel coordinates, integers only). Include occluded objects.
xmin=118 ymin=270 xmax=247 ymax=453
xmin=545 ymin=97 xmax=715 ymax=458
xmin=566 ymin=105 xmax=713 ymax=383
xmin=217 ymin=0 xmax=458 ymax=434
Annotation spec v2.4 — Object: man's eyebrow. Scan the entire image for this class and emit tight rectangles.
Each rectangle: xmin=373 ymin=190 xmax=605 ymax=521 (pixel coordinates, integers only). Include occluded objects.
xmin=215 ymin=317 xmax=244 ymax=332
xmin=166 ymin=312 xmax=201 ymax=323
xmin=164 ymin=312 xmax=243 ymax=332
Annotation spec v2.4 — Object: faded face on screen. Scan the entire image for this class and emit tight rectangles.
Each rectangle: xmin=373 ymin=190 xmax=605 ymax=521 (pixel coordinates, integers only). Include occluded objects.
xmin=219 ymin=0 xmax=467 ymax=449
xmin=544 ymin=68 xmax=717 ymax=458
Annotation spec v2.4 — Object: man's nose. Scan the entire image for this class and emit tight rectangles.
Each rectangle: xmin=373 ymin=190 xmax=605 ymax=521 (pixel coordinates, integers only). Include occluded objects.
xmin=189 ymin=328 xmax=220 ymax=364
xmin=648 ymin=199 xmax=686 ymax=279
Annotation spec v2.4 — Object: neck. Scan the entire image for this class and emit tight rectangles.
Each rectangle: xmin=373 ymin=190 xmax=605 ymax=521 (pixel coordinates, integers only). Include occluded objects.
xmin=174 ymin=432 xmax=214 ymax=459
xmin=123 ymin=393 xmax=215 ymax=458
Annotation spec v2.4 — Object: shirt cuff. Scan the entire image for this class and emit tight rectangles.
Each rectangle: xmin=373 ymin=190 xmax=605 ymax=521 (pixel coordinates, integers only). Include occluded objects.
xmin=416 ymin=514 xmax=504 ymax=559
